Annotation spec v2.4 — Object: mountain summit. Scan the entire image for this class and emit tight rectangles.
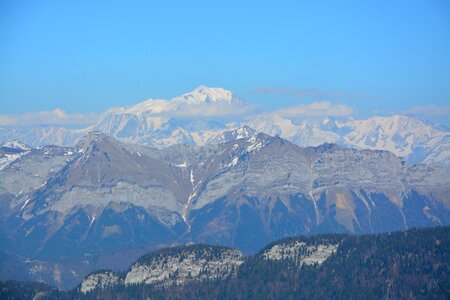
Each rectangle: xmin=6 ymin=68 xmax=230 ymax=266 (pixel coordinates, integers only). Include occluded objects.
xmin=177 ymin=85 xmax=245 ymax=105
xmin=106 ymin=86 xmax=245 ymax=115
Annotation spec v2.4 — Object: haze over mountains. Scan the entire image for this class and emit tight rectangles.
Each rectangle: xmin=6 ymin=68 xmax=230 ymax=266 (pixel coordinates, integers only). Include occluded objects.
xmin=1 ymin=86 xmax=449 ymax=166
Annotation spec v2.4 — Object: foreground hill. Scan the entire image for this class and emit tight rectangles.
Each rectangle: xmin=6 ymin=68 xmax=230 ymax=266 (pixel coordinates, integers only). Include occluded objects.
xmin=1 ymin=226 xmax=449 ymax=299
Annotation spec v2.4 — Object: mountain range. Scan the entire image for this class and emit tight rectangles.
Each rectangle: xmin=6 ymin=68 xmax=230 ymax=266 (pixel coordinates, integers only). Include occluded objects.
xmin=1 ymin=86 xmax=449 ymax=166
xmin=1 ymin=128 xmax=449 ymax=288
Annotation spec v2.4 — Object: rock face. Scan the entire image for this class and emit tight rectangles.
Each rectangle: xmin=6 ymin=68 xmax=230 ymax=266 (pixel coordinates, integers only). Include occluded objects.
xmin=78 ymin=245 xmax=244 ymax=292
xmin=77 ymin=239 xmax=337 ymax=293
xmin=186 ymin=134 xmax=449 ymax=252
xmin=261 ymin=239 xmax=338 ymax=265
xmin=76 ymin=236 xmax=341 ymax=293
xmin=0 ymin=130 xmax=449 ymax=288
xmin=125 ymin=245 xmax=244 ymax=286
xmin=79 ymin=271 xmax=120 ymax=294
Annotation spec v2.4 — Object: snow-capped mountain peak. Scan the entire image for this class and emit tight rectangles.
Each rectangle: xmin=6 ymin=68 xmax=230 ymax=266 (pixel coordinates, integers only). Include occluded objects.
xmin=102 ymin=86 xmax=244 ymax=116
xmin=176 ymin=85 xmax=245 ymax=105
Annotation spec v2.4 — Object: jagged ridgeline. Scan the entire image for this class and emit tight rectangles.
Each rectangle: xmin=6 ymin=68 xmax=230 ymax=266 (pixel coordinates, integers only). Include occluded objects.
xmin=0 ymin=130 xmax=449 ymax=288
xmin=1 ymin=87 xmax=449 ymax=167
xmin=1 ymin=227 xmax=449 ymax=299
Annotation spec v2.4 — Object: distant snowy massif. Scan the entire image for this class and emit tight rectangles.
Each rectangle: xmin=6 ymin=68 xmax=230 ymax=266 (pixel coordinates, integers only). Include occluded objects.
xmin=1 ymin=86 xmax=449 ymax=166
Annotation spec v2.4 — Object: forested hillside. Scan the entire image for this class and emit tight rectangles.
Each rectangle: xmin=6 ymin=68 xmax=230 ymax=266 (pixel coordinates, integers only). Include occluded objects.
xmin=1 ymin=226 xmax=448 ymax=299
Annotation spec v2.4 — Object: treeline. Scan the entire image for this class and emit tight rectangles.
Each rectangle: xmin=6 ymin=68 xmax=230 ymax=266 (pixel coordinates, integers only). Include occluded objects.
xmin=1 ymin=226 xmax=449 ymax=299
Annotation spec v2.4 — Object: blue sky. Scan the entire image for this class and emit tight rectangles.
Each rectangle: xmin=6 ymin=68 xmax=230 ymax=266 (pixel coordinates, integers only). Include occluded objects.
xmin=1 ymin=0 xmax=450 ymax=125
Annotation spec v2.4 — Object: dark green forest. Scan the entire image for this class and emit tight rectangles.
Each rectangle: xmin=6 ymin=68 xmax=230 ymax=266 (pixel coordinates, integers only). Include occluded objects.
xmin=1 ymin=226 xmax=449 ymax=299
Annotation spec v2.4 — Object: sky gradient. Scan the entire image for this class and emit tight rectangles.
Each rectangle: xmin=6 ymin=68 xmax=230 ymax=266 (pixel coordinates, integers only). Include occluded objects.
xmin=1 ymin=0 xmax=450 ymax=125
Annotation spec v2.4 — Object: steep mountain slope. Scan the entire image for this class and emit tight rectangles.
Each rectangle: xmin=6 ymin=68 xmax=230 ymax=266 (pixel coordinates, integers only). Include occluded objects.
xmin=6 ymin=132 xmax=190 ymax=260
xmin=186 ymin=133 xmax=449 ymax=251
xmin=0 ymin=143 xmax=75 ymax=217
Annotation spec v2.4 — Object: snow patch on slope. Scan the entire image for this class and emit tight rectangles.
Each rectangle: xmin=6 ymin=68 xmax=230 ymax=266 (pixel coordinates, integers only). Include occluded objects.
xmin=0 ymin=151 xmax=30 ymax=170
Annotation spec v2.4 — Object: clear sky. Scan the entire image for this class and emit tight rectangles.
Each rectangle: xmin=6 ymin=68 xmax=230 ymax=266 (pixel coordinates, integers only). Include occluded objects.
xmin=1 ymin=0 xmax=450 ymax=125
